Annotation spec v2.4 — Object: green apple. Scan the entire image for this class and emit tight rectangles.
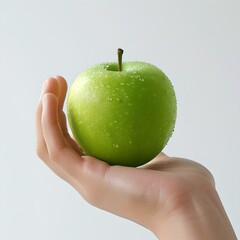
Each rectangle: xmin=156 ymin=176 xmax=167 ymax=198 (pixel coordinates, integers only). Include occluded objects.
xmin=67 ymin=49 xmax=176 ymax=167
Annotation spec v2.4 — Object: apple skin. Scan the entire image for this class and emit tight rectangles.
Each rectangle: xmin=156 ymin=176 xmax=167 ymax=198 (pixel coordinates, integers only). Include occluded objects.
xmin=67 ymin=62 xmax=177 ymax=167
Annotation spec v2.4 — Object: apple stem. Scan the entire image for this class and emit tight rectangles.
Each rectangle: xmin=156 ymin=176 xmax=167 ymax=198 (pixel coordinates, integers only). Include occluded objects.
xmin=118 ymin=48 xmax=124 ymax=71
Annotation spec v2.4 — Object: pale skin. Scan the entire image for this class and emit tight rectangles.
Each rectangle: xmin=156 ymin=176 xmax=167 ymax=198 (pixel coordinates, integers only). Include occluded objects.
xmin=36 ymin=76 xmax=237 ymax=240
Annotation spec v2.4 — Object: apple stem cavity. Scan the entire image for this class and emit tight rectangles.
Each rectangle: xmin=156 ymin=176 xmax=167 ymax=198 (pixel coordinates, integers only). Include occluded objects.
xmin=118 ymin=48 xmax=124 ymax=71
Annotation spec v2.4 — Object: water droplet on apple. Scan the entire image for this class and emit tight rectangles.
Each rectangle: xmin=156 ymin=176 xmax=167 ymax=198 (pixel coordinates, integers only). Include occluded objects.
xmin=113 ymin=143 xmax=119 ymax=148
xmin=108 ymin=96 xmax=112 ymax=101
xmin=128 ymin=103 xmax=133 ymax=106
xmin=120 ymin=82 xmax=125 ymax=86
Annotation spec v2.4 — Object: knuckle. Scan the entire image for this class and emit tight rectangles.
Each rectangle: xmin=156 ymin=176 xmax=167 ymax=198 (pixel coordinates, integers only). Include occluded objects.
xmin=49 ymin=150 xmax=60 ymax=163
xmin=49 ymin=147 xmax=66 ymax=164
xmin=36 ymin=145 xmax=47 ymax=160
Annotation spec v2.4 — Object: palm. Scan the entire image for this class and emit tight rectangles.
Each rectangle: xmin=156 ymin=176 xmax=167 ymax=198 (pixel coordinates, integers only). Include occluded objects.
xmin=94 ymin=153 xmax=214 ymax=220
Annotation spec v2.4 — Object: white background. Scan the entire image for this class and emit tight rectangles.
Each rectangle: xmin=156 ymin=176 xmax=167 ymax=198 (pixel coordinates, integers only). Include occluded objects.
xmin=0 ymin=0 xmax=239 ymax=239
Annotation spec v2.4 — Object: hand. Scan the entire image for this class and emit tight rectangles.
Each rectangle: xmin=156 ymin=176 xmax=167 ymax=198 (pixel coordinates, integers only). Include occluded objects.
xmin=36 ymin=76 xmax=237 ymax=240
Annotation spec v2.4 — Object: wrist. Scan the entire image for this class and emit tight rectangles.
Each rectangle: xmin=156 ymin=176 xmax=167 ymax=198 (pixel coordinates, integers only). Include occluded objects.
xmin=151 ymin=186 xmax=237 ymax=240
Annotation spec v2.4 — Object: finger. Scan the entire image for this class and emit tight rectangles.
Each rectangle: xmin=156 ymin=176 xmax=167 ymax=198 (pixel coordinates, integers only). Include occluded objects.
xmin=35 ymin=78 xmax=60 ymax=159
xmin=55 ymin=76 xmax=67 ymax=111
xmin=54 ymin=76 xmax=85 ymax=155
xmin=35 ymin=81 xmax=48 ymax=159
xmin=44 ymin=77 xmax=60 ymax=97
xmin=42 ymin=93 xmax=67 ymax=153
xmin=37 ymin=79 xmax=85 ymax=188
xmin=54 ymin=76 xmax=69 ymax=136
xmin=41 ymin=92 xmax=84 ymax=177
xmin=36 ymin=82 xmax=76 ymax=183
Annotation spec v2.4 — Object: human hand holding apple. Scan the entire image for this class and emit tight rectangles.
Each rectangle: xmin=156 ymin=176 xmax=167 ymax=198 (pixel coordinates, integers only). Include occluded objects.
xmin=36 ymin=67 xmax=237 ymax=240
xmin=67 ymin=49 xmax=177 ymax=166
